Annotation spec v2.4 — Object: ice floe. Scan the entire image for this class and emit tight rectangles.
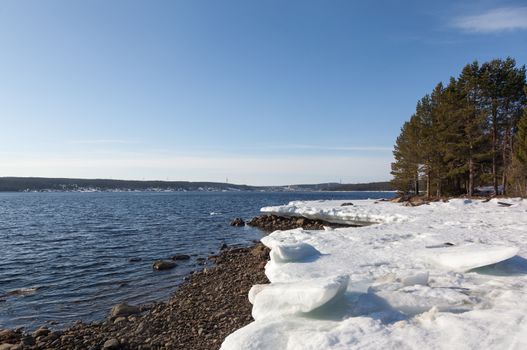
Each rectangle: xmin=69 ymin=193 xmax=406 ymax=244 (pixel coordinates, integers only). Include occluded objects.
xmin=222 ymin=198 xmax=527 ymax=349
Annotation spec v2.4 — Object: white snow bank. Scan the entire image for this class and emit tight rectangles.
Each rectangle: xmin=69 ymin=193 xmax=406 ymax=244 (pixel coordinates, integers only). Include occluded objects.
xmin=222 ymin=198 xmax=527 ymax=350
xmin=261 ymin=199 xmax=410 ymax=225
xmin=250 ymin=275 xmax=349 ymax=320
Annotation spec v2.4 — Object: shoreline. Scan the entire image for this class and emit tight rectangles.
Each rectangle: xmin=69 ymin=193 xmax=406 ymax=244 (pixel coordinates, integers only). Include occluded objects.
xmin=0 ymin=214 xmax=358 ymax=349
xmin=0 ymin=243 xmax=270 ymax=350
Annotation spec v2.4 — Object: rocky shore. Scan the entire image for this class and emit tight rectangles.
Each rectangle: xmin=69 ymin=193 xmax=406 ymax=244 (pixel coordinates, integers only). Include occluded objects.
xmin=0 ymin=244 xmax=270 ymax=350
xmin=0 ymin=212 xmax=349 ymax=350
xmin=247 ymin=214 xmax=356 ymax=231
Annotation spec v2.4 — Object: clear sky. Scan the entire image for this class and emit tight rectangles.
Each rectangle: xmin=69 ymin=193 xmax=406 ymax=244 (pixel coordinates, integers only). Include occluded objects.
xmin=1 ymin=0 xmax=526 ymax=185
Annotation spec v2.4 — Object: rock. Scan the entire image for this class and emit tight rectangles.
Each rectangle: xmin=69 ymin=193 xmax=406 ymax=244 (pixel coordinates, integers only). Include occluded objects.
xmin=0 ymin=330 xmax=16 ymax=342
xmin=152 ymin=260 xmax=176 ymax=270
xmin=128 ymin=257 xmax=142 ymax=262
xmin=390 ymin=196 xmax=405 ymax=203
xmin=251 ymin=245 xmax=269 ymax=260
xmin=296 ymin=218 xmax=305 ymax=226
xmin=341 ymin=202 xmax=354 ymax=206
xmin=171 ymin=254 xmax=190 ymax=261
xmin=20 ymin=335 xmax=35 ymax=346
xmin=110 ymin=303 xmax=141 ymax=318
xmin=230 ymin=218 xmax=245 ymax=227
xmin=220 ymin=243 xmax=228 ymax=250
xmin=0 ymin=344 xmax=14 ymax=350
xmin=32 ymin=326 xmax=49 ymax=338
xmin=103 ymin=338 xmax=120 ymax=349
xmin=113 ymin=317 xmax=127 ymax=324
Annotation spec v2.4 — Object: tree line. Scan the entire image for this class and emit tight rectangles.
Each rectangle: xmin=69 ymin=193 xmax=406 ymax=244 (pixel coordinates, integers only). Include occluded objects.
xmin=391 ymin=58 xmax=527 ymax=197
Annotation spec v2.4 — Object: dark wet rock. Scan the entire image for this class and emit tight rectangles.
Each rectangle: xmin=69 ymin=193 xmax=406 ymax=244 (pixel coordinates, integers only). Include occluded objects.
xmin=247 ymin=214 xmax=355 ymax=232
xmin=20 ymin=335 xmax=35 ymax=346
xmin=341 ymin=202 xmax=354 ymax=206
xmin=110 ymin=303 xmax=141 ymax=319
xmin=172 ymin=254 xmax=191 ymax=261
xmin=152 ymin=260 xmax=177 ymax=270
xmin=128 ymin=257 xmax=142 ymax=262
xmin=220 ymin=243 xmax=228 ymax=250
xmin=230 ymin=218 xmax=245 ymax=227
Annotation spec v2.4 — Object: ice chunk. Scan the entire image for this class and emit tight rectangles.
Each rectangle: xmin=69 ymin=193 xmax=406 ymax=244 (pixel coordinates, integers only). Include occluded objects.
xmin=252 ymin=275 xmax=349 ymax=320
xmin=248 ymin=284 xmax=268 ymax=304
xmin=401 ymin=272 xmax=429 ymax=286
xmin=270 ymin=242 xmax=321 ymax=263
xmin=422 ymin=243 xmax=519 ymax=272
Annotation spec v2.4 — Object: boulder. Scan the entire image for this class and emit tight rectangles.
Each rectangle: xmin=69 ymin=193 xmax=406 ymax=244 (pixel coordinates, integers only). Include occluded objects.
xmin=152 ymin=260 xmax=176 ymax=270
xmin=0 ymin=329 xmax=16 ymax=342
xmin=110 ymin=303 xmax=140 ymax=319
xmin=230 ymin=218 xmax=245 ymax=227
xmin=171 ymin=254 xmax=190 ymax=261
xmin=340 ymin=202 xmax=354 ymax=206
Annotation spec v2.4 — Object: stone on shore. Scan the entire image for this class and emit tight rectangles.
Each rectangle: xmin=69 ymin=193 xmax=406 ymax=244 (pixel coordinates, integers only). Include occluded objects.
xmin=32 ymin=326 xmax=49 ymax=338
xmin=172 ymin=254 xmax=191 ymax=261
xmin=103 ymin=338 xmax=120 ymax=349
xmin=230 ymin=218 xmax=245 ymax=227
xmin=110 ymin=303 xmax=140 ymax=319
xmin=152 ymin=260 xmax=177 ymax=270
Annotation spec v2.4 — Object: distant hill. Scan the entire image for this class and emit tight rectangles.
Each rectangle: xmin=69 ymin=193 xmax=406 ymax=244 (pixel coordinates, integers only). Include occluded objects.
xmin=0 ymin=177 xmax=394 ymax=192
xmin=285 ymin=182 xmax=394 ymax=192
xmin=327 ymin=182 xmax=394 ymax=191
xmin=0 ymin=177 xmax=259 ymax=192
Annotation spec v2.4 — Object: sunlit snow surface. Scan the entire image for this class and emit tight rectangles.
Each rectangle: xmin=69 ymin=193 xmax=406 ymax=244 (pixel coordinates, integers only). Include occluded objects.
xmin=222 ymin=198 xmax=527 ymax=350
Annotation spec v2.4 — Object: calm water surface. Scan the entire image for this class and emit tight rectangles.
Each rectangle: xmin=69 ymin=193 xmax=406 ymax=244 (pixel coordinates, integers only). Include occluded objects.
xmin=0 ymin=191 xmax=393 ymax=330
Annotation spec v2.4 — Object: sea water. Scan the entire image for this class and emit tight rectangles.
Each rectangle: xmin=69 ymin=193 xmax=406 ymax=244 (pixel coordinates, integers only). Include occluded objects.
xmin=0 ymin=191 xmax=392 ymax=330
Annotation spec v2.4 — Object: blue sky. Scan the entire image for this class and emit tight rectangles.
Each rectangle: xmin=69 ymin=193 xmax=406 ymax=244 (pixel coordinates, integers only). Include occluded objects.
xmin=1 ymin=0 xmax=526 ymax=185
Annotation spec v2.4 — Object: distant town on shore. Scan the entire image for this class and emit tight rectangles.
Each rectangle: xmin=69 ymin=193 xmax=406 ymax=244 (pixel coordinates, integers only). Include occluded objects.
xmin=0 ymin=177 xmax=394 ymax=193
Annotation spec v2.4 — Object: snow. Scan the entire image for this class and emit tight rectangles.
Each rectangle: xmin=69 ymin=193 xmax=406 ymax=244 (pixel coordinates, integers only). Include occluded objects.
xmin=250 ymin=275 xmax=349 ymax=320
xmin=421 ymin=243 xmax=519 ymax=272
xmin=221 ymin=198 xmax=527 ymax=350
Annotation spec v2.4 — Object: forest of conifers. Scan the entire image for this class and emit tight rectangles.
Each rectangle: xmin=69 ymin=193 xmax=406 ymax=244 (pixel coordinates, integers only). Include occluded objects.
xmin=391 ymin=57 xmax=527 ymax=197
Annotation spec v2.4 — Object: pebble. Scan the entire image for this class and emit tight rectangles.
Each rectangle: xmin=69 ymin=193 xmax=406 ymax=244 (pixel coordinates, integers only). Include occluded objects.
xmin=103 ymin=338 xmax=120 ymax=349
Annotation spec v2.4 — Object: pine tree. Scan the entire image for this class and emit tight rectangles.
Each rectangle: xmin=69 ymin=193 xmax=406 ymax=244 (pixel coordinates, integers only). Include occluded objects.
xmin=480 ymin=58 xmax=527 ymax=195
xmin=392 ymin=58 xmax=526 ymax=198
xmin=456 ymin=62 xmax=489 ymax=196
xmin=511 ymin=105 xmax=527 ymax=196
xmin=391 ymin=116 xmax=422 ymax=194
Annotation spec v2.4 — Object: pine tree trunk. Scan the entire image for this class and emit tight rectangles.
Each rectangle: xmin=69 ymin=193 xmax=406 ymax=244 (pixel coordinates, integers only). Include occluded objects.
xmin=414 ymin=171 xmax=419 ymax=195
xmin=426 ymin=172 xmax=431 ymax=199
xmin=491 ymin=102 xmax=498 ymax=195
xmin=468 ymin=157 xmax=474 ymax=197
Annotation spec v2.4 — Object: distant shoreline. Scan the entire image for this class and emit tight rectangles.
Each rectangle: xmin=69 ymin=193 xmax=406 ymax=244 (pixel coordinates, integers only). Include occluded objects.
xmin=0 ymin=177 xmax=394 ymax=193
